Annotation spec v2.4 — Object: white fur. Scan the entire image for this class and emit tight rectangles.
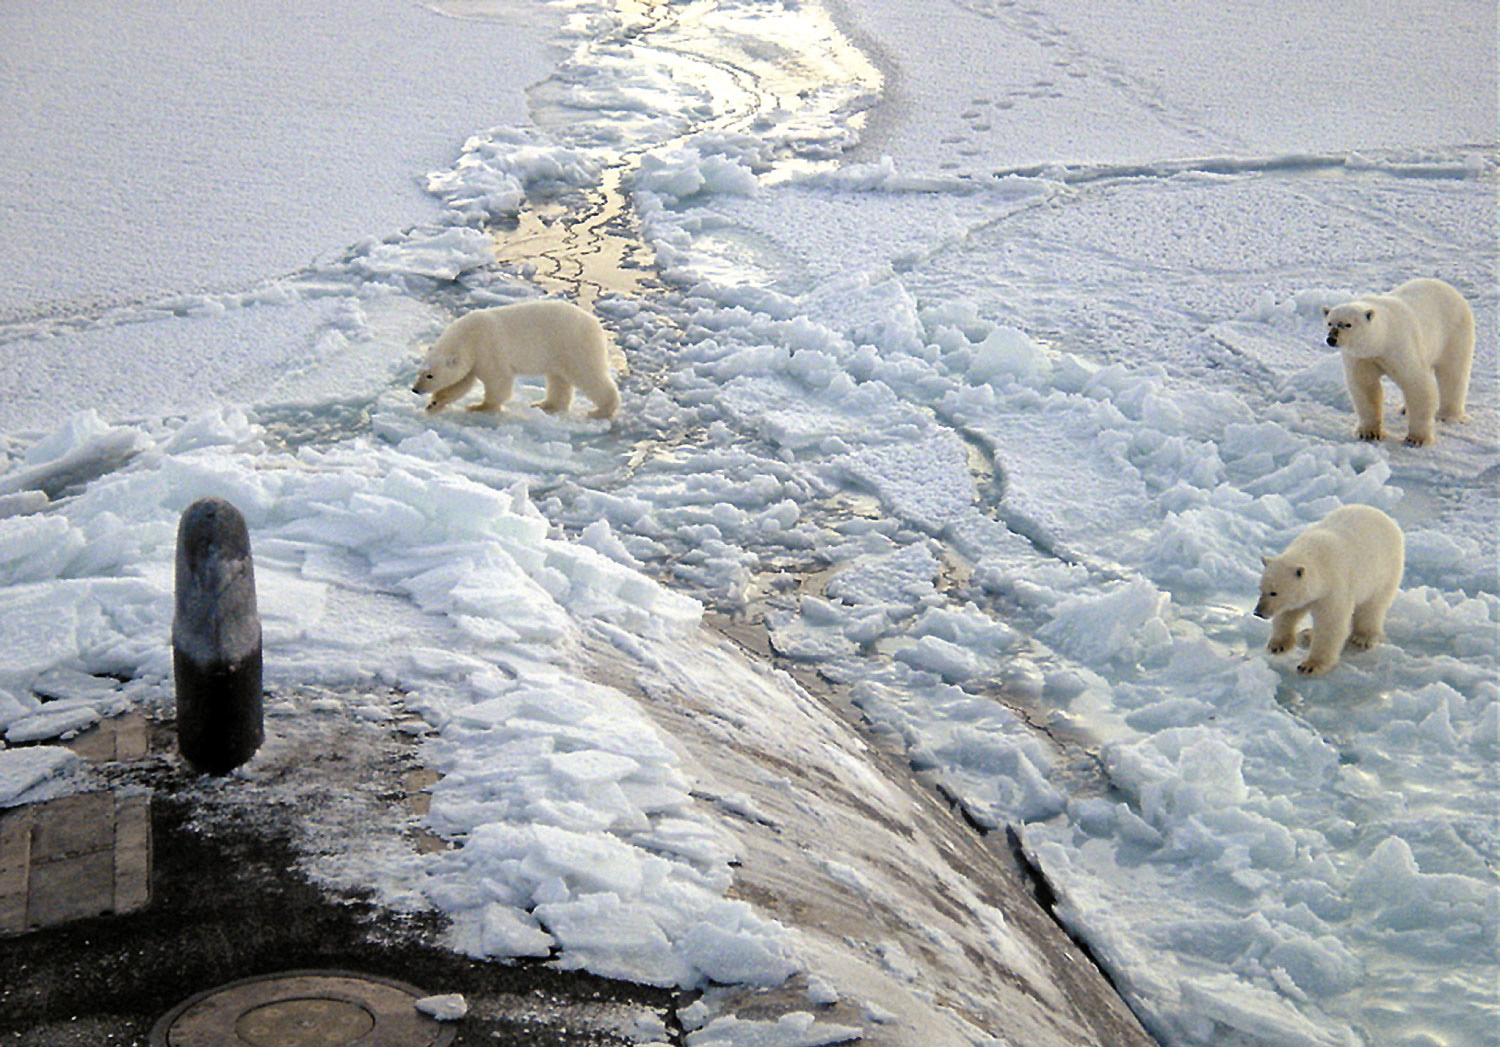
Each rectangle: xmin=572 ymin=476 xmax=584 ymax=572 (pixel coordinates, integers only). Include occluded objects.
xmin=1323 ymin=277 xmax=1473 ymax=446
xmin=1254 ymin=505 xmax=1404 ymax=676
xmin=412 ymin=301 xmax=620 ymax=419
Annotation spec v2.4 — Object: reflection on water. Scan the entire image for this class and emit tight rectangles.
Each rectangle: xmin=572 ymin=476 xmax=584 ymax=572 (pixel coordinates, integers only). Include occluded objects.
xmin=495 ymin=0 xmax=882 ymax=305
xmin=493 ymin=168 xmax=656 ymax=310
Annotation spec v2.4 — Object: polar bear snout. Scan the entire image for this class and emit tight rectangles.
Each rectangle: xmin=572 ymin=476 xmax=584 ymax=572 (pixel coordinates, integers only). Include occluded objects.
xmin=1252 ymin=600 xmax=1270 ymax=619
xmin=1325 ymin=332 xmax=1339 ymax=348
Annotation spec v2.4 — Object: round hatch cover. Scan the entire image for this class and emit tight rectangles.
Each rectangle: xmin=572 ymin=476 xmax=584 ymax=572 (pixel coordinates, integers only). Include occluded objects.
xmin=152 ymin=970 xmax=456 ymax=1047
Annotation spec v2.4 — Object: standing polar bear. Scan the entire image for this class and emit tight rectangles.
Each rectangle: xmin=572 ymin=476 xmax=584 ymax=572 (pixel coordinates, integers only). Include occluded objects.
xmin=1323 ymin=277 xmax=1473 ymax=446
xmin=1254 ymin=505 xmax=1404 ymax=676
xmin=412 ymin=300 xmax=620 ymax=419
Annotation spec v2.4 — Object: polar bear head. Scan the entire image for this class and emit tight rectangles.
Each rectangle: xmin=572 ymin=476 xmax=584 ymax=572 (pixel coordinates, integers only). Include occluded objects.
xmin=411 ymin=335 xmax=471 ymax=394
xmin=1254 ymin=555 xmax=1320 ymax=618
xmin=1322 ymin=301 xmax=1382 ymax=358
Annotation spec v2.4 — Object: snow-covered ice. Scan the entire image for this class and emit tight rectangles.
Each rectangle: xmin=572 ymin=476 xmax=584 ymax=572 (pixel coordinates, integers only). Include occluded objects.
xmin=1 ymin=0 xmax=1495 ymax=1045
xmin=0 ymin=0 xmax=562 ymax=323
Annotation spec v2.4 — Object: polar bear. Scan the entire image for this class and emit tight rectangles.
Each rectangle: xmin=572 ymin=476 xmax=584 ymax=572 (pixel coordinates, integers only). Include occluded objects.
xmin=1323 ymin=278 xmax=1473 ymax=446
xmin=412 ymin=300 xmax=619 ymax=419
xmin=1254 ymin=505 xmax=1404 ymax=676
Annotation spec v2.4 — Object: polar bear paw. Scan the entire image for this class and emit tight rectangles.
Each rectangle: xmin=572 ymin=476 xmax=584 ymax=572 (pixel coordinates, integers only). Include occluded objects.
xmin=1296 ymin=658 xmax=1333 ymax=676
xmin=1355 ymin=426 xmax=1384 ymax=442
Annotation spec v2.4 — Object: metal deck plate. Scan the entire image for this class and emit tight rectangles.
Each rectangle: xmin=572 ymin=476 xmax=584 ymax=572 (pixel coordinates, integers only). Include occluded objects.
xmin=152 ymin=971 xmax=456 ymax=1047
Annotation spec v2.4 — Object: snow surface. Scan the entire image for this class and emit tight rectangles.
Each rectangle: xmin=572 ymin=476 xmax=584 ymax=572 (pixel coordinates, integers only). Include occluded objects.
xmin=0 ymin=0 xmax=563 ymax=323
xmin=2 ymin=0 xmax=1496 ymax=1046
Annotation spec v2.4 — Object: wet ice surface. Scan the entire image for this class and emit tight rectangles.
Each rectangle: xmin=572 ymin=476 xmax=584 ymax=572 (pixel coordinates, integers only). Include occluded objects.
xmin=1 ymin=0 xmax=1497 ymax=1045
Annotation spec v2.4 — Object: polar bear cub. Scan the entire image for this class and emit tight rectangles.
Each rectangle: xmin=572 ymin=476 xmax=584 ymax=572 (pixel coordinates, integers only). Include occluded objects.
xmin=1323 ymin=277 xmax=1473 ymax=446
xmin=412 ymin=300 xmax=619 ymax=419
xmin=1254 ymin=505 xmax=1404 ymax=676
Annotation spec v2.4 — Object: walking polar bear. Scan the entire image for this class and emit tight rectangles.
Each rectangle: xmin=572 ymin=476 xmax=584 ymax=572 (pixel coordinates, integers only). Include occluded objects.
xmin=1323 ymin=277 xmax=1473 ymax=446
xmin=1254 ymin=505 xmax=1404 ymax=676
xmin=412 ymin=300 xmax=620 ymax=419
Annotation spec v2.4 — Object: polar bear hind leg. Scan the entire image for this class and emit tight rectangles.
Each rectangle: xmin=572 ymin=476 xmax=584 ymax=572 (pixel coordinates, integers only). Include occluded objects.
xmin=1398 ymin=369 xmax=1441 ymax=446
xmin=1348 ymin=610 xmax=1381 ymax=650
xmin=1435 ymin=309 xmax=1474 ymax=423
xmin=1349 ymin=574 xmax=1400 ymax=650
xmin=1349 ymin=598 xmax=1385 ymax=649
xmin=576 ymin=371 xmax=620 ymax=420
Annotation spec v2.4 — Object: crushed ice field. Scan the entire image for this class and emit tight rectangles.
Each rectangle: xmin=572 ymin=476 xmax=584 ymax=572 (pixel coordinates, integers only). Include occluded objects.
xmin=1 ymin=1 xmax=1496 ymax=1046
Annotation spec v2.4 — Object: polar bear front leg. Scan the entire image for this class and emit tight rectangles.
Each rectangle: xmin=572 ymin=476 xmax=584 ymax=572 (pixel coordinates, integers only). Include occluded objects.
xmin=469 ymin=372 xmax=514 ymax=413
xmin=1298 ymin=603 xmax=1351 ymax=676
xmin=534 ymin=375 xmax=575 ymax=414
xmin=427 ymin=374 xmax=477 ymax=413
xmin=1267 ymin=608 xmax=1304 ymax=654
xmin=1343 ymin=358 xmax=1384 ymax=441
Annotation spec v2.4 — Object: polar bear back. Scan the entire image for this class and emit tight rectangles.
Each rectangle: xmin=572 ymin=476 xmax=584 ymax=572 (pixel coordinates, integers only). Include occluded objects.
xmin=1290 ymin=504 xmax=1404 ymax=602
xmin=1388 ymin=277 xmax=1474 ymax=366
xmin=463 ymin=300 xmax=611 ymax=380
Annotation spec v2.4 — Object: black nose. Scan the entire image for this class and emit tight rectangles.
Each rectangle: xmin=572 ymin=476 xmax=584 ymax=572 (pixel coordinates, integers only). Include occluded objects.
xmin=1326 ymin=334 xmax=1338 ymax=347
xmin=1253 ymin=604 xmax=1269 ymax=619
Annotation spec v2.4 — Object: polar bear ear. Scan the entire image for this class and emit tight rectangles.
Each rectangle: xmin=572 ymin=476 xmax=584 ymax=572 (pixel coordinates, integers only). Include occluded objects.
xmin=1363 ymin=309 xmax=1374 ymax=321
xmin=1293 ymin=566 xmax=1304 ymax=578
xmin=1321 ymin=306 xmax=1330 ymax=317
